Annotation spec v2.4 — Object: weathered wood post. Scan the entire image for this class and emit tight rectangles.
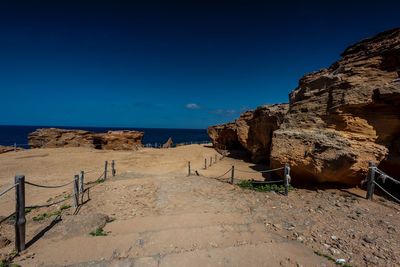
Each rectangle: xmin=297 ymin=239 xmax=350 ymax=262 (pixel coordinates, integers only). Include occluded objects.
xmin=14 ymin=143 xmax=17 ymax=152
xmin=230 ymin=166 xmax=235 ymax=184
xmin=104 ymin=161 xmax=108 ymax=180
xmin=15 ymin=175 xmax=26 ymax=252
xmin=79 ymin=171 xmax=84 ymax=203
xmin=187 ymin=161 xmax=191 ymax=176
xmin=204 ymin=158 xmax=207 ymax=169
xmin=366 ymin=162 xmax=376 ymax=200
xmin=111 ymin=160 xmax=116 ymax=177
xmin=210 ymin=157 xmax=212 ymax=167
xmin=73 ymin=175 xmax=79 ymax=208
xmin=215 ymin=154 xmax=217 ymax=163
xmin=284 ymin=164 xmax=290 ymax=196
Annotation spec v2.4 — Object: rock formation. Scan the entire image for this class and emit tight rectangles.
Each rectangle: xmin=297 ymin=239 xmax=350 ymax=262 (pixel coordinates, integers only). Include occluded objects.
xmin=208 ymin=104 xmax=288 ymax=162
xmin=162 ymin=137 xmax=174 ymax=148
xmin=208 ymin=28 xmax=400 ymax=185
xmin=28 ymin=128 xmax=144 ymax=150
xmin=0 ymin=145 xmax=23 ymax=154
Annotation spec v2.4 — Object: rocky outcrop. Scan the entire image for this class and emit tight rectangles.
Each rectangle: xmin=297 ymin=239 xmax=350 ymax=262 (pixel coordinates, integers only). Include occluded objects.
xmin=162 ymin=137 xmax=173 ymax=148
xmin=208 ymin=104 xmax=288 ymax=162
xmin=28 ymin=128 xmax=144 ymax=150
xmin=0 ymin=145 xmax=23 ymax=154
xmin=208 ymin=28 xmax=400 ymax=185
xmin=270 ymin=28 xmax=400 ymax=185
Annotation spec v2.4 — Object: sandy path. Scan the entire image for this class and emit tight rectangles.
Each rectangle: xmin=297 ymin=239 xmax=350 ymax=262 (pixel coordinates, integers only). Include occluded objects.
xmin=1 ymin=146 xmax=399 ymax=266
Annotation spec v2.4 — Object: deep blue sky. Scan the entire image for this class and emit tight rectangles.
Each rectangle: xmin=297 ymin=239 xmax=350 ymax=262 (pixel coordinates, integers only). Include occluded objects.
xmin=0 ymin=0 xmax=399 ymax=129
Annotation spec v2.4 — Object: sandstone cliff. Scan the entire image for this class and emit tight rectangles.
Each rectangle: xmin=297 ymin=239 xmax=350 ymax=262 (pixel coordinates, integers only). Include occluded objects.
xmin=208 ymin=104 xmax=288 ymax=162
xmin=28 ymin=128 xmax=144 ymax=150
xmin=0 ymin=145 xmax=23 ymax=154
xmin=208 ymin=28 xmax=400 ymax=185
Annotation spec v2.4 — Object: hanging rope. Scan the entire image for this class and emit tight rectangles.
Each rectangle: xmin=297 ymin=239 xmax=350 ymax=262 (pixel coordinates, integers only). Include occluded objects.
xmin=25 ymin=180 xmax=74 ymax=189
xmin=373 ymin=168 xmax=400 ymax=185
xmin=235 ymin=166 xmax=284 ymax=174
xmin=373 ymin=181 xmax=400 ymax=203
xmin=0 ymin=183 xmax=17 ymax=198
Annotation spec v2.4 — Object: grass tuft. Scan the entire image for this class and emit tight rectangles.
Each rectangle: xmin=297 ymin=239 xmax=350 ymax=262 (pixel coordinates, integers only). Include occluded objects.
xmin=90 ymin=227 xmax=107 ymax=236
xmin=237 ymin=180 xmax=293 ymax=193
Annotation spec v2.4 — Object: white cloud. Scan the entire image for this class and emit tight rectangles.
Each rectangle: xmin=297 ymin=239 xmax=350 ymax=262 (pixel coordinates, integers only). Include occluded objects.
xmin=208 ymin=109 xmax=237 ymax=117
xmin=185 ymin=103 xmax=200 ymax=109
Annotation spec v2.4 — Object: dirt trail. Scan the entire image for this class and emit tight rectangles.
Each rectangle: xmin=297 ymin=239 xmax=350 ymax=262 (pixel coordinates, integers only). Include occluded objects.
xmin=0 ymin=146 xmax=399 ymax=266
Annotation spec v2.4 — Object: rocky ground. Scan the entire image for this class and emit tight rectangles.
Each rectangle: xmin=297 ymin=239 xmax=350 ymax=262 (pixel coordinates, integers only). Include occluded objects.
xmin=0 ymin=146 xmax=399 ymax=266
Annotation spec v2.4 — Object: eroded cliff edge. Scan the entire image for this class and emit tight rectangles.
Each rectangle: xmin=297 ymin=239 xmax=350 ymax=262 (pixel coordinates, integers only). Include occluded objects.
xmin=208 ymin=28 xmax=400 ymax=185
xmin=29 ymin=128 xmax=144 ymax=150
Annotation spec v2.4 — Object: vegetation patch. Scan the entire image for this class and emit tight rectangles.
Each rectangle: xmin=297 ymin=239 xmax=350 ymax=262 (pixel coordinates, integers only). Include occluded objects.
xmin=90 ymin=227 xmax=107 ymax=236
xmin=32 ymin=204 xmax=71 ymax=221
xmin=237 ymin=180 xmax=293 ymax=193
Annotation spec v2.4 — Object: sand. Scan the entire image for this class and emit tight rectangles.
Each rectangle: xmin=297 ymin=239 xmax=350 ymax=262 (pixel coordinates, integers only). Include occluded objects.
xmin=0 ymin=145 xmax=399 ymax=266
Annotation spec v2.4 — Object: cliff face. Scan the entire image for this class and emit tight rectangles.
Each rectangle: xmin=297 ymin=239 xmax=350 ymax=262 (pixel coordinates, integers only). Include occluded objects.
xmin=28 ymin=128 xmax=144 ymax=150
xmin=208 ymin=28 xmax=400 ymax=185
xmin=208 ymin=104 xmax=288 ymax=162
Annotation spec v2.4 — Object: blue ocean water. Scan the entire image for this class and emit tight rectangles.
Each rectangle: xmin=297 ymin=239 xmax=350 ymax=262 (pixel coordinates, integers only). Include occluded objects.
xmin=0 ymin=125 xmax=210 ymax=148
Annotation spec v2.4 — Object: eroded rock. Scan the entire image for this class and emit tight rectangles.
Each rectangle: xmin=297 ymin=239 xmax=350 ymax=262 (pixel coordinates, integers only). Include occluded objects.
xmin=208 ymin=28 xmax=400 ymax=185
xmin=271 ymin=28 xmax=400 ymax=184
xmin=28 ymin=128 xmax=144 ymax=150
xmin=207 ymin=104 xmax=288 ymax=162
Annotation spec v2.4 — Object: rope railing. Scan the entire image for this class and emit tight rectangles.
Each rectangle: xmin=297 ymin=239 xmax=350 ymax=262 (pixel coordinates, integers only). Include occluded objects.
xmin=25 ymin=180 xmax=74 ymax=189
xmin=365 ymin=163 xmax=400 ymax=204
xmin=235 ymin=166 xmax=285 ymax=174
xmin=0 ymin=183 xmax=17 ymax=198
xmin=373 ymin=181 xmax=400 ymax=203
xmin=0 ymin=159 xmax=117 ymax=252
xmin=373 ymin=167 xmax=400 ymax=185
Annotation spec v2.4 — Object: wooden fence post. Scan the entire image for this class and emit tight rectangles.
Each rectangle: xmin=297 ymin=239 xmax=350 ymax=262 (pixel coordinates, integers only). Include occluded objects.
xmin=15 ymin=175 xmax=26 ymax=252
xmin=230 ymin=166 xmax=235 ymax=184
xmin=204 ymin=158 xmax=207 ymax=169
xmin=80 ymin=171 xmax=84 ymax=203
xmin=104 ymin=161 xmax=108 ymax=180
xmin=366 ymin=162 xmax=376 ymax=200
xmin=210 ymin=157 xmax=212 ymax=167
xmin=215 ymin=154 xmax=217 ymax=163
xmin=14 ymin=143 xmax=17 ymax=152
xmin=187 ymin=161 xmax=191 ymax=176
xmin=73 ymin=175 xmax=79 ymax=208
xmin=112 ymin=160 xmax=116 ymax=177
xmin=284 ymin=164 xmax=290 ymax=196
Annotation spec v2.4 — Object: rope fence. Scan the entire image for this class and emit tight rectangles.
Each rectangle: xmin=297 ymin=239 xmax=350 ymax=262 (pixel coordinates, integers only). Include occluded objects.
xmin=0 ymin=183 xmax=18 ymax=198
xmin=187 ymin=153 xmax=291 ymax=195
xmin=0 ymin=159 xmax=117 ymax=252
xmin=365 ymin=162 xmax=400 ymax=203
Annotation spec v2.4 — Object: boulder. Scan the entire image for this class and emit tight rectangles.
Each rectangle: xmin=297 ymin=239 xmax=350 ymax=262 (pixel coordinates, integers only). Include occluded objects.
xmin=270 ymin=28 xmax=400 ymax=184
xmin=207 ymin=28 xmax=400 ymax=185
xmin=207 ymin=104 xmax=288 ymax=162
xmin=28 ymin=128 xmax=144 ymax=150
xmin=162 ymin=137 xmax=173 ymax=148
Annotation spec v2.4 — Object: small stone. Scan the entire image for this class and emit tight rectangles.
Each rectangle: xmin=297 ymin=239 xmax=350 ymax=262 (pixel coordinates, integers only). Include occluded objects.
xmin=329 ymin=247 xmax=340 ymax=255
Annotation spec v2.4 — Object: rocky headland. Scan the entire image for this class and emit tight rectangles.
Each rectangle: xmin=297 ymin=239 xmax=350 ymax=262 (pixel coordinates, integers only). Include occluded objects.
xmin=208 ymin=28 xmax=400 ymax=185
xmin=28 ymin=128 xmax=144 ymax=150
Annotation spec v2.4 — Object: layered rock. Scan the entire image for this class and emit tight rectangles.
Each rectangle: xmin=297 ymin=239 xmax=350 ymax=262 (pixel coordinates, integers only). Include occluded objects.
xmin=0 ymin=145 xmax=23 ymax=154
xmin=28 ymin=128 xmax=144 ymax=150
xmin=270 ymin=28 xmax=400 ymax=184
xmin=208 ymin=28 xmax=400 ymax=185
xmin=208 ymin=104 xmax=288 ymax=162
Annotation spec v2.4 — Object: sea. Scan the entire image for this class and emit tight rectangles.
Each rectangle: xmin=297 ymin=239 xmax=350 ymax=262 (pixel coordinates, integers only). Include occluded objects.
xmin=0 ymin=125 xmax=210 ymax=148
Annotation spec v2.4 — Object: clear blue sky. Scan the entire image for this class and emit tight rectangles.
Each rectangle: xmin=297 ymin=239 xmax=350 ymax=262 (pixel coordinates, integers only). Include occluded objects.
xmin=0 ymin=0 xmax=399 ymax=129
